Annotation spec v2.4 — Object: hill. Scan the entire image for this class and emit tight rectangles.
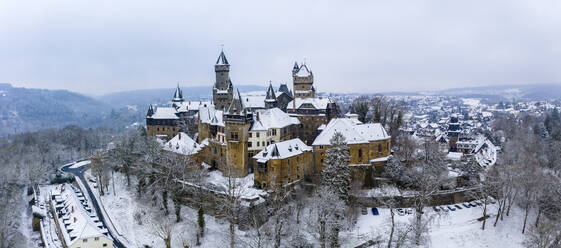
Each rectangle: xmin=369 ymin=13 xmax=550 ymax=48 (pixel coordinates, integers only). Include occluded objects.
xmin=0 ymin=84 xmax=143 ymax=136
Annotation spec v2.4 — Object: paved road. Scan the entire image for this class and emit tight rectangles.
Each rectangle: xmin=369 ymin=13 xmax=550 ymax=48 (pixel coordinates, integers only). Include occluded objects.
xmin=62 ymin=163 xmax=127 ymax=248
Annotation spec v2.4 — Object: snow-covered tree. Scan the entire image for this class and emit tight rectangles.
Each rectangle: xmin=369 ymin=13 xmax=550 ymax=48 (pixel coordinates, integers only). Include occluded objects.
xmin=321 ymin=131 xmax=351 ymax=202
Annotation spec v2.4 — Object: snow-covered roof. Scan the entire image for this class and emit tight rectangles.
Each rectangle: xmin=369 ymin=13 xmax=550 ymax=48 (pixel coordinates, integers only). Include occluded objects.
xmin=475 ymin=139 xmax=497 ymax=168
xmin=150 ymin=107 xmax=179 ymax=119
xmin=251 ymin=108 xmax=300 ymax=131
xmin=253 ymin=138 xmax=312 ymax=163
xmin=175 ymin=101 xmax=213 ymax=112
xmin=312 ymin=118 xmax=390 ymax=146
xmin=199 ymin=105 xmax=224 ymax=127
xmin=51 ymin=184 xmax=112 ymax=246
xmin=446 ymin=152 xmax=463 ymax=161
xmin=164 ymin=132 xmax=201 ymax=155
xmin=287 ymin=97 xmax=333 ymax=110
xmin=295 ymin=64 xmax=312 ymax=77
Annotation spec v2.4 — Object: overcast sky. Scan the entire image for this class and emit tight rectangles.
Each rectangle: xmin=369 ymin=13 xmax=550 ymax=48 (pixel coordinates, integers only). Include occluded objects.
xmin=1 ymin=0 xmax=561 ymax=95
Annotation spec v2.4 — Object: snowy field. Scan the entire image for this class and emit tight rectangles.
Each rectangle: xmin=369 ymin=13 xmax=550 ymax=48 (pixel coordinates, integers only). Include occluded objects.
xmin=350 ymin=203 xmax=526 ymax=248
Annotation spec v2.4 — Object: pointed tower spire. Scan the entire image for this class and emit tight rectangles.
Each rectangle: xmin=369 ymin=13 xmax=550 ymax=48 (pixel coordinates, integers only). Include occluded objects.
xmin=265 ymin=81 xmax=276 ymax=100
xmin=216 ymin=50 xmax=229 ymax=65
xmin=264 ymin=81 xmax=278 ymax=109
xmin=292 ymin=62 xmax=299 ymax=76
xmin=146 ymin=104 xmax=154 ymax=117
xmin=172 ymin=83 xmax=184 ymax=102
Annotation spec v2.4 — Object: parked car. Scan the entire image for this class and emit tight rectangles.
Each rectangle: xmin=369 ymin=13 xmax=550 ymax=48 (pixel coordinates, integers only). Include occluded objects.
xmin=406 ymin=209 xmax=413 ymax=215
xmin=433 ymin=206 xmax=440 ymax=212
xmin=488 ymin=197 xmax=497 ymax=204
xmin=462 ymin=203 xmax=471 ymax=208
xmin=455 ymin=204 xmax=462 ymax=210
xmin=396 ymin=209 xmax=405 ymax=216
xmin=474 ymin=200 xmax=483 ymax=206
xmin=469 ymin=202 xmax=478 ymax=207
xmin=372 ymin=207 xmax=379 ymax=216
xmin=447 ymin=205 xmax=456 ymax=211
xmin=361 ymin=208 xmax=368 ymax=215
xmin=440 ymin=206 xmax=449 ymax=212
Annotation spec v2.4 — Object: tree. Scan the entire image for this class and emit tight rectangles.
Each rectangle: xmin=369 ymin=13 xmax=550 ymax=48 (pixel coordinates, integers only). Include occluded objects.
xmin=218 ymin=165 xmax=246 ymax=248
xmin=151 ymin=216 xmax=175 ymax=248
xmin=403 ymin=140 xmax=447 ymax=245
xmin=351 ymin=96 xmax=370 ymax=123
xmin=322 ymin=132 xmax=351 ymax=202
xmin=305 ymin=186 xmax=346 ymax=248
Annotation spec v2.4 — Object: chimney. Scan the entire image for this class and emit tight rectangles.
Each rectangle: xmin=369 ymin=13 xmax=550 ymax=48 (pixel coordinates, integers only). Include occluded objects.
xmin=179 ymin=133 xmax=181 ymax=140
xmin=256 ymin=112 xmax=260 ymax=121
xmin=72 ymin=206 xmax=74 ymax=212
xmin=292 ymin=98 xmax=296 ymax=111
xmin=73 ymin=217 xmax=77 ymax=223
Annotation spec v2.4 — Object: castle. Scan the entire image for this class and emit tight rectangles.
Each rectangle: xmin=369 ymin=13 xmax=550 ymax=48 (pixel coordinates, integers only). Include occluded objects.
xmin=146 ymin=50 xmax=391 ymax=189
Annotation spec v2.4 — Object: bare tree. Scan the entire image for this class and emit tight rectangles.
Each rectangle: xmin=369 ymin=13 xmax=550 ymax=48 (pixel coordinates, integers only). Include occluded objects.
xmin=151 ymin=216 xmax=175 ymax=248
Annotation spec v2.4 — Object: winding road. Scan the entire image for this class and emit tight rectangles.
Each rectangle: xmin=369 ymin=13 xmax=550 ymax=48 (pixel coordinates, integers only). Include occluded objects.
xmin=61 ymin=163 xmax=127 ymax=248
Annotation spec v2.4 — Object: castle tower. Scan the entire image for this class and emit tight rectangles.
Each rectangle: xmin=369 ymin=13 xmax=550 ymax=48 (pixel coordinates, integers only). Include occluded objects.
xmin=448 ymin=114 xmax=461 ymax=152
xmin=213 ymin=50 xmax=234 ymax=110
xmin=224 ymin=89 xmax=253 ymax=176
xmin=264 ymin=82 xmax=278 ymax=109
xmin=292 ymin=62 xmax=315 ymax=99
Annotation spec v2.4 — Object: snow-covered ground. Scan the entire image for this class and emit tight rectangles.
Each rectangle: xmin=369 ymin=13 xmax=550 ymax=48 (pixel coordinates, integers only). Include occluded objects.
xmin=69 ymin=160 xmax=91 ymax=168
xmin=350 ymin=203 xmax=526 ymax=248
xmin=92 ymin=171 xmax=250 ymax=248
xmin=205 ymin=170 xmax=266 ymax=201
xmin=87 ymin=170 xmax=528 ymax=248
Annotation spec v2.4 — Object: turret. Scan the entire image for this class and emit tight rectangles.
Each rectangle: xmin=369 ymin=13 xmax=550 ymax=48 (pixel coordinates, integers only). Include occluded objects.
xmin=265 ymin=82 xmax=278 ymax=109
xmin=146 ymin=105 xmax=154 ymax=117
xmin=172 ymin=83 xmax=184 ymax=103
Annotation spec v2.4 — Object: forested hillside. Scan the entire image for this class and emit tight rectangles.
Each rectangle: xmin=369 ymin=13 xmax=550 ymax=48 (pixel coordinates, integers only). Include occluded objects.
xmin=0 ymin=84 xmax=143 ymax=136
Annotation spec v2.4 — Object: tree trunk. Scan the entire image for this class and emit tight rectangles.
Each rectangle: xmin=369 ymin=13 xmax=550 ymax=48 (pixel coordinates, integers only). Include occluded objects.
xmin=320 ymin=219 xmax=327 ymax=248
xmin=97 ymin=173 xmax=104 ymax=196
xmin=229 ymin=221 xmax=235 ymax=248
xmin=522 ymin=203 xmax=529 ymax=234
xmin=330 ymin=227 xmax=340 ymax=248
xmin=482 ymin=197 xmax=488 ymax=230
xmin=500 ymin=197 xmax=507 ymax=221
xmin=165 ymin=235 xmax=171 ymax=248
xmin=163 ymin=190 xmax=169 ymax=216
xmin=414 ymin=209 xmax=423 ymax=245
xmin=534 ymin=207 xmax=542 ymax=228
xmin=493 ymin=199 xmax=502 ymax=227
xmin=507 ymin=191 xmax=517 ymax=217
xmin=274 ymin=216 xmax=283 ymax=248
xmin=388 ymin=208 xmax=395 ymax=248
xmin=112 ymin=170 xmax=116 ymax=196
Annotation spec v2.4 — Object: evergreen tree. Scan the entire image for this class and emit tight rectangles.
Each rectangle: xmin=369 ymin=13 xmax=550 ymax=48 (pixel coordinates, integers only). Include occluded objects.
xmin=321 ymin=132 xmax=351 ymax=202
